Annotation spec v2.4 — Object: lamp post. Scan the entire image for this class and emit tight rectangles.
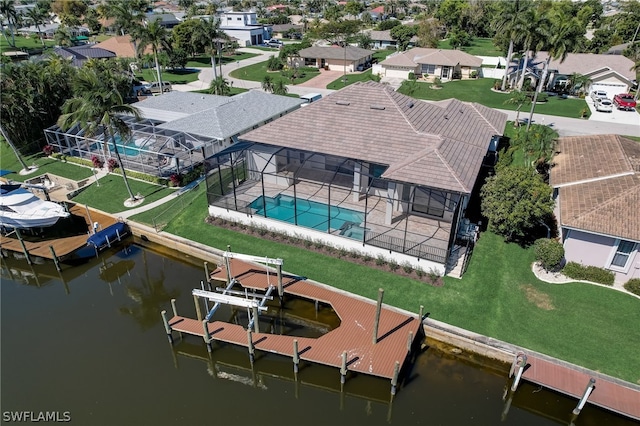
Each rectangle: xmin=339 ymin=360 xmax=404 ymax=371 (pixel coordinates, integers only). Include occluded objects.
xmin=93 ymin=167 xmax=100 ymax=187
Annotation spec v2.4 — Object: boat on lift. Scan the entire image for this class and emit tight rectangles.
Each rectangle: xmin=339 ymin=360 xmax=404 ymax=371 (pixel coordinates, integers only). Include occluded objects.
xmin=0 ymin=184 xmax=70 ymax=229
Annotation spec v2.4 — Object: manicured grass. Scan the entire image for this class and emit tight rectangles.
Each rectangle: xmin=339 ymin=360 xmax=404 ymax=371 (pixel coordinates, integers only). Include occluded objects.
xmin=72 ymin=174 xmax=175 ymax=214
xmin=438 ymin=37 xmax=504 ymax=57
xmin=325 ymin=50 xmax=397 ymax=89
xmin=0 ymin=35 xmax=55 ymax=52
xmin=1 ymin=143 xmax=94 ymax=182
xmin=185 ymin=52 xmax=259 ymax=68
xmin=147 ymin=190 xmax=640 ymax=384
xmin=229 ymin=61 xmax=320 ymax=86
xmin=398 ymin=78 xmax=588 ymax=118
xmin=135 ymin=68 xmax=200 ymax=84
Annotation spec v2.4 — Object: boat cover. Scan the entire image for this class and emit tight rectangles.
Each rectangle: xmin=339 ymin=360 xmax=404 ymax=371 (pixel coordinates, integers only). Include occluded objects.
xmin=87 ymin=222 xmax=130 ymax=249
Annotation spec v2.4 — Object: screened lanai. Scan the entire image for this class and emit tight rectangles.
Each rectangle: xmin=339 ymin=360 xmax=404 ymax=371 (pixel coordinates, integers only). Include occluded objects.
xmin=205 ymin=142 xmax=474 ymax=265
xmin=44 ymin=116 xmax=218 ymax=177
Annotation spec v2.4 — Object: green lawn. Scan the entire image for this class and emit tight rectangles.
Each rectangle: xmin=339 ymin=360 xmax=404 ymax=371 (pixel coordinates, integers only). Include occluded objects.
xmin=185 ymin=52 xmax=259 ymax=68
xmin=398 ymin=78 xmax=588 ymax=119
xmin=0 ymin=35 xmax=55 ymax=53
xmin=326 ymin=50 xmax=396 ymax=89
xmin=71 ymin=174 xmax=175 ymax=213
xmin=229 ymin=61 xmax=320 ymax=86
xmin=438 ymin=37 xmax=504 ymax=57
xmin=128 ymin=189 xmax=640 ymax=385
xmin=1 ymin=143 xmax=94 ymax=182
xmin=135 ymin=68 xmax=200 ymax=84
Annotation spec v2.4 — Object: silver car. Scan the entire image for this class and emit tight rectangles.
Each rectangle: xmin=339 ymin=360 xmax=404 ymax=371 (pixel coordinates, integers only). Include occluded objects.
xmin=595 ymin=97 xmax=613 ymax=113
xmin=590 ymin=90 xmax=607 ymax=103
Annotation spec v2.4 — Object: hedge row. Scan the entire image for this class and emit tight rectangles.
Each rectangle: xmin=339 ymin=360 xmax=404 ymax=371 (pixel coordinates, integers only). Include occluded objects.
xmin=623 ymin=279 xmax=640 ymax=296
xmin=562 ymin=262 xmax=615 ymax=285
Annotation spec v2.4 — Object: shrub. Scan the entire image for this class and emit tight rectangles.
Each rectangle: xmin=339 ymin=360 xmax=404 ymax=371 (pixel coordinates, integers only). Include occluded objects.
xmin=42 ymin=145 xmax=54 ymax=155
xmin=534 ymin=238 xmax=564 ymax=271
xmin=562 ymin=262 xmax=615 ymax=285
xmin=375 ymin=255 xmax=386 ymax=266
xmin=470 ymin=70 xmax=478 ymax=79
xmin=106 ymin=158 xmax=118 ymax=172
xmin=388 ymin=258 xmax=399 ymax=271
xmin=109 ymin=168 xmax=167 ymax=185
xmin=401 ymin=261 xmax=413 ymax=274
xmin=91 ymin=155 xmax=103 ymax=169
xmin=408 ymin=72 xmax=415 ymax=81
xmin=63 ymin=156 xmax=92 ymax=167
xmin=623 ymin=279 xmax=640 ymax=296
xmin=169 ymin=173 xmax=182 ymax=187
xmin=415 ymin=266 xmax=424 ymax=278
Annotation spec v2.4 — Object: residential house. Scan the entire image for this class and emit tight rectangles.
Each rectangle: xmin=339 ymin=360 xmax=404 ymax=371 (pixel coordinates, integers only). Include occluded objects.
xmin=368 ymin=5 xmax=386 ymax=21
xmin=204 ymin=82 xmax=507 ymax=276
xmin=93 ymin=35 xmax=152 ymax=58
xmin=551 ymin=134 xmax=640 ymax=284
xmin=367 ymin=30 xmax=418 ymax=50
xmin=219 ymin=11 xmax=269 ymax=46
xmin=53 ymin=45 xmax=116 ymax=67
xmin=296 ymin=46 xmax=374 ymax=72
xmin=45 ymin=91 xmax=304 ymax=179
xmin=270 ymin=23 xmax=303 ymax=39
xmin=508 ymin=52 xmax=636 ymax=98
xmin=145 ymin=13 xmax=181 ymax=29
xmin=378 ymin=48 xmax=482 ymax=81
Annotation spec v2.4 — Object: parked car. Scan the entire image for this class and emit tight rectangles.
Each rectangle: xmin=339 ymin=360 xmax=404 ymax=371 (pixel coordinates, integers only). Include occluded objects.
xmin=613 ymin=93 xmax=637 ymax=111
xmin=594 ymin=97 xmax=613 ymax=113
xmin=148 ymin=81 xmax=172 ymax=94
xmin=590 ymin=90 xmax=608 ymax=103
xmin=132 ymin=80 xmax=151 ymax=96
xmin=265 ymin=39 xmax=283 ymax=48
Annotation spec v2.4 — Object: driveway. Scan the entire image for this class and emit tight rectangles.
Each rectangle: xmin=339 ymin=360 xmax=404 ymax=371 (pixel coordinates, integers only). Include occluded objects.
xmin=585 ymin=97 xmax=640 ymax=126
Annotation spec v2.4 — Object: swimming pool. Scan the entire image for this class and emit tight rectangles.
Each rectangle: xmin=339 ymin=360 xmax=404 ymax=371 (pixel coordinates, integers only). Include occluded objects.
xmin=250 ymin=195 xmax=364 ymax=234
xmin=91 ymin=136 xmax=140 ymax=157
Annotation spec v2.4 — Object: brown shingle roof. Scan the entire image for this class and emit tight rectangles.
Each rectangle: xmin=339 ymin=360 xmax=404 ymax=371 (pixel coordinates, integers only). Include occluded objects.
xmin=240 ymin=82 xmax=507 ymax=193
xmin=552 ymin=135 xmax=640 ymax=242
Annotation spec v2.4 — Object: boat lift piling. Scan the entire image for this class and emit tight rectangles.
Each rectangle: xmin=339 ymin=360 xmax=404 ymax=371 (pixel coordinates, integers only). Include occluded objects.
xmin=373 ymin=288 xmax=384 ymax=344
xmin=48 ymin=245 xmax=61 ymax=272
xmin=14 ymin=229 xmax=32 ymax=265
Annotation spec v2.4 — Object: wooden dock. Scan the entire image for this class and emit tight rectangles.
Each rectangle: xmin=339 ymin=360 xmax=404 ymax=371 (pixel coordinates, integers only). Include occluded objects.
xmin=0 ymin=203 xmax=116 ymax=261
xmin=167 ymin=258 xmax=422 ymax=381
xmin=520 ymin=353 xmax=640 ymax=421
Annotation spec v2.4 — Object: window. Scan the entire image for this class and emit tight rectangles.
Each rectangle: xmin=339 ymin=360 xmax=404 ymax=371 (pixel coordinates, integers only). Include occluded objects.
xmin=610 ymin=240 xmax=636 ymax=269
xmin=421 ymin=64 xmax=436 ymax=75
xmin=412 ymin=188 xmax=447 ymax=218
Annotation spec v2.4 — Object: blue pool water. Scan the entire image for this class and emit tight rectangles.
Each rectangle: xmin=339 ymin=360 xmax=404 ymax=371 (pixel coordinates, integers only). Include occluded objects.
xmin=90 ymin=136 xmax=140 ymax=157
xmin=250 ymin=195 xmax=364 ymax=233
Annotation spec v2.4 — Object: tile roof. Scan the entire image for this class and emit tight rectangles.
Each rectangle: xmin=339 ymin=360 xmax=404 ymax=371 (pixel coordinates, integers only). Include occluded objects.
xmin=298 ymin=46 xmax=374 ymax=61
xmin=240 ymin=81 xmax=507 ymax=193
xmin=137 ymin=91 xmax=304 ymax=140
xmin=367 ymin=30 xmax=418 ymax=43
xmin=382 ymin=48 xmax=482 ymax=68
xmin=53 ymin=46 xmax=115 ymax=67
xmin=93 ymin=35 xmax=152 ymax=58
xmin=551 ymin=135 xmax=640 ymax=242
xmin=526 ymin=52 xmax=636 ymax=80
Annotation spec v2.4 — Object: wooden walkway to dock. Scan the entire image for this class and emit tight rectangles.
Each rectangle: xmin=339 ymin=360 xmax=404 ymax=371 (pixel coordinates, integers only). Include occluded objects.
xmin=0 ymin=204 xmax=116 ymax=260
xmin=521 ymin=353 xmax=640 ymax=421
xmin=168 ymin=258 xmax=422 ymax=380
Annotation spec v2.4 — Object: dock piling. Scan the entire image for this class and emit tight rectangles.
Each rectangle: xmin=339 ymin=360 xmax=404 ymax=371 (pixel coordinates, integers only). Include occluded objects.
xmin=161 ymin=310 xmax=173 ymax=344
xmin=340 ymin=351 xmax=348 ymax=384
xmin=391 ymin=361 xmax=400 ymax=395
xmin=293 ymin=339 xmax=300 ymax=373
xmin=510 ymin=353 xmax=527 ymax=392
xmin=225 ymin=245 xmax=232 ymax=283
xmin=48 ymin=245 xmax=61 ymax=272
xmin=247 ymin=328 xmax=255 ymax=362
xmin=194 ymin=294 xmax=203 ymax=321
xmin=15 ymin=229 xmax=32 ymax=265
xmin=419 ymin=305 xmax=424 ymax=321
xmin=171 ymin=298 xmax=178 ymax=317
xmin=573 ymin=378 xmax=596 ymax=416
xmin=277 ymin=264 xmax=283 ymax=305
xmin=202 ymin=320 xmax=212 ymax=352
xmin=406 ymin=331 xmax=413 ymax=352
xmin=252 ymin=306 xmax=260 ymax=333
xmin=204 ymin=261 xmax=211 ymax=286
xmin=373 ymin=288 xmax=384 ymax=344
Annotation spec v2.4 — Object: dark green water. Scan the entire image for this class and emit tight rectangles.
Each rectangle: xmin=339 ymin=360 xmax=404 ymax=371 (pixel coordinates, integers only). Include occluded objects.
xmin=1 ymin=244 xmax=636 ymax=426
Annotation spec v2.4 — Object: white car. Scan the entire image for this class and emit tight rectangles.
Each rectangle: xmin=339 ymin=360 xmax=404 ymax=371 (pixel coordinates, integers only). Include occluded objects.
xmin=590 ymin=90 xmax=607 ymax=103
xmin=595 ymin=97 xmax=613 ymax=113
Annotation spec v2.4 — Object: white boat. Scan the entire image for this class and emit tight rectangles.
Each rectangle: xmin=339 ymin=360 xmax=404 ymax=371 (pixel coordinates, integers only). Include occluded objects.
xmin=0 ymin=184 xmax=70 ymax=229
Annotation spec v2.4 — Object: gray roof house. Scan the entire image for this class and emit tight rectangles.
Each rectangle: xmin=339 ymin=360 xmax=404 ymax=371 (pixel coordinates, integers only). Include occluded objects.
xmin=53 ymin=45 xmax=116 ymax=67
xmin=379 ymin=48 xmax=483 ymax=81
xmin=367 ymin=30 xmax=418 ymax=50
xmin=204 ymin=82 xmax=507 ymax=277
xmin=551 ymin=134 xmax=640 ymax=284
xmin=297 ymin=45 xmax=374 ymax=72
xmin=44 ymin=91 xmax=304 ymax=178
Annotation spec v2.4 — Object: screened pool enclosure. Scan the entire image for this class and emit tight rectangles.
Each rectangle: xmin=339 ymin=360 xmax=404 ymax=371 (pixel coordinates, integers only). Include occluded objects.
xmin=205 ymin=143 xmax=478 ymax=266
xmin=44 ymin=116 xmax=218 ymax=177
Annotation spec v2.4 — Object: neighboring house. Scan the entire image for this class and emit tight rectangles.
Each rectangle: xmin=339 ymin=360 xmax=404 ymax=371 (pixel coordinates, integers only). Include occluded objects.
xmin=508 ymin=52 xmax=636 ymax=98
xmin=270 ymin=23 xmax=303 ymax=39
xmin=367 ymin=30 xmax=418 ymax=50
xmin=378 ymin=48 xmax=482 ymax=81
xmin=145 ymin=13 xmax=181 ymax=29
xmin=18 ymin=24 xmax=88 ymax=40
xmin=606 ymin=42 xmax=632 ymax=55
xmin=93 ymin=35 xmax=152 ymax=58
xmin=219 ymin=11 xmax=269 ymax=46
xmin=368 ymin=5 xmax=386 ymax=21
xmin=551 ymin=134 xmax=640 ymax=284
xmin=296 ymin=46 xmax=374 ymax=72
xmin=53 ymin=45 xmax=116 ymax=67
xmin=204 ymin=82 xmax=507 ymax=276
xmin=44 ymin=91 xmax=304 ymax=179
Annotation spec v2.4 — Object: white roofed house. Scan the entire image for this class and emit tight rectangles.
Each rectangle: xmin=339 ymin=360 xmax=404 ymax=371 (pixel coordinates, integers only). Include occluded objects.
xmin=219 ymin=11 xmax=270 ymax=46
xmin=378 ymin=48 xmax=483 ymax=82
xmin=44 ymin=91 xmax=304 ymax=179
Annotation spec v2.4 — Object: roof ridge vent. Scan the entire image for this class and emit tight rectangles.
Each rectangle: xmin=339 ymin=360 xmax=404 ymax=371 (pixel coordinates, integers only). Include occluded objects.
xmin=370 ymin=105 xmax=385 ymax=110
xmin=336 ymin=101 xmax=350 ymax=106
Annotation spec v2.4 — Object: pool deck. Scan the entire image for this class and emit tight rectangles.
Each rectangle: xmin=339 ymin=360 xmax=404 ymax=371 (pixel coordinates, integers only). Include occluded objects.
xmin=166 ymin=257 xmax=423 ymax=381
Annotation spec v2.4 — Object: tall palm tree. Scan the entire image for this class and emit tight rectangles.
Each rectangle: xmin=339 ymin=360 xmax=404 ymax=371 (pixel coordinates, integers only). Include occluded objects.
xmin=209 ymin=76 xmax=231 ymax=96
xmin=0 ymin=0 xmax=17 ymax=47
xmin=492 ymin=0 xmax=531 ymax=91
xmin=25 ymin=6 xmax=46 ymax=47
xmin=516 ymin=7 xmax=550 ymax=90
xmin=136 ymin=18 xmax=171 ymax=95
xmin=193 ymin=17 xmax=228 ymax=80
xmin=57 ymin=68 xmax=143 ymax=203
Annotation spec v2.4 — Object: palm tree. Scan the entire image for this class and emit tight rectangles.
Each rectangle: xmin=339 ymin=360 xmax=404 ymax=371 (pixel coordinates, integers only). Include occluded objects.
xmin=492 ymin=0 xmax=531 ymax=91
xmin=136 ymin=18 xmax=171 ymax=96
xmin=516 ymin=7 xmax=550 ymax=90
xmin=193 ymin=17 xmax=228 ymax=80
xmin=504 ymin=90 xmax=531 ymax=127
xmin=261 ymin=74 xmax=274 ymax=93
xmin=25 ymin=6 xmax=46 ymax=47
xmin=273 ymin=80 xmax=288 ymax=96
xmin=0 ymin=0 xmax=18 ymax=47
xmin=0 ymin=123 xmax=29 ymax=171
xmin=209 ymin=76 xmax=231 ymax=96
xmin=57 ymin=68 xmax=143 ymax=203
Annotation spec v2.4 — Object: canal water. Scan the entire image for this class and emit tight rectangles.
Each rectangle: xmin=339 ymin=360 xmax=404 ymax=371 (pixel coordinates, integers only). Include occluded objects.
xmin=1 ymin=242 xmax=635 ymax=426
